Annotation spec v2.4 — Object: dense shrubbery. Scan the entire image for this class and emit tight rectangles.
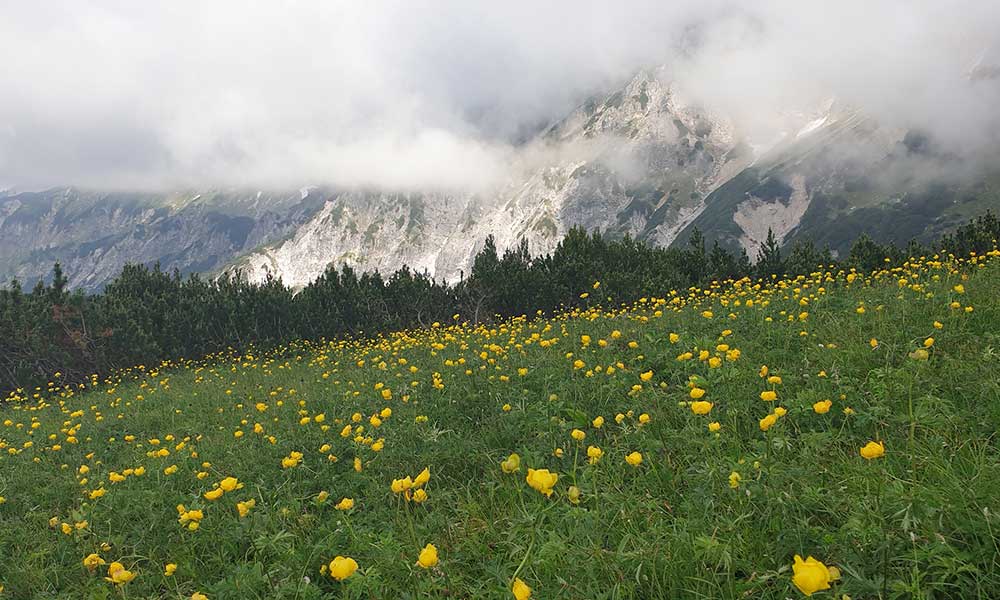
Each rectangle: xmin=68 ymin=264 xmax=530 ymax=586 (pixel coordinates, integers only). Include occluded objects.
xmin=2 ymin=212 xmax=997 ymax=395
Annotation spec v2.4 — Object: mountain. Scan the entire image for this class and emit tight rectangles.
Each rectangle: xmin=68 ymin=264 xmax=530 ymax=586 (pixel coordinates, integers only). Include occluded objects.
xmin=2 ymin=70 xmax=997 ymax=292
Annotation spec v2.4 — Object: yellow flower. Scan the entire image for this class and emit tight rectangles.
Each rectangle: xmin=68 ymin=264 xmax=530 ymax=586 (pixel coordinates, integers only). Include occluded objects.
xmin=412 ymin=488 xmax=428 ymax=503
xmin=164 ymin=563 xmax=177 ymax=576
xmin=570 ymin=429 xmax=586 ymax=441
xmin=638 ymin=413 xmax=650 ymax=425
xmin=812 ymin=400 xmax=832 ymax=414
xmin=625 ymin=452 xmax=643 ymax=467
xmin=236 ymin=498 xmax=256 ymax=518
xmin=586 ymin=445 xmax=603 ymax=464
xmin=689 ymin=387 xmax=706 ymax=399
xmin=690 ymin=401 xmax=713 ymax=415
xmin=953 ymin=284 xmax=965 ymax=294
xmin=192 ymin=593 xmax=208 ymax=600
xmin=391 ymin=476 xmax=414 ymax=494
xmin=328 ymin=556 xmax=359 ymax=581
xmin=923 ymin=337 xmax=934 ymax=348
xmin=728 ymin=471 xmax=741 ymax=489
xmin=791 ymin=554 xmax=833 ymax=596
xmin=417 ymin=543 xmax=439 ymax=568
xmin=203 ymin=487 xmax=224 ymax=501
xmin=105 ymin=562 xmax=136 ymax=585
xmin=83 ymin=553 xmax=105 ymax=572
xmin=567 ymin=485 xmax=581 ymax=504
xmin=908 ymin=348 xmax=929 ymax=361
xmin=316 ymin=491 xmax=330 ymax=503
xmin=219 ymin=477 xmax=242 ymax=492
xmin=501 ymin=453 xmax=521 ymax=474
xmin=335 ymin=497 xmax=355 ymax=511
xmin=708 ymin=422 xmax=721 ymax=432
xmin=512 ymin=577 xmax=532 ymax=600
xmin=592 ymin=415 xmax=605 ymax=428
xmin=869 ymin=338 xmax=879 ymax=349
xmin=774 ymin=407 xmax=787 ymax=417
xmin=413 ymin=467 xmax=431 ymax=488
xmin=502 ymin=403 xmax=512 ymax=412
xmin=639 ymin=371 xmax=653 ymax=382
xmin=860 ymin=441 xmax=885 ymax=460
xmin=525 ymin=468 xmax=558 ymax=497
xmin=759 ymin=414 xmax=778 ymax=431
xmin=760 ymin=390 xmax=777 ymax=402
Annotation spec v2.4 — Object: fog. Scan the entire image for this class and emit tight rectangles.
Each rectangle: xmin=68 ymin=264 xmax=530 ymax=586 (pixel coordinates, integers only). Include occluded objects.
xmin=1 ymin=1 xmax=997 ymax=192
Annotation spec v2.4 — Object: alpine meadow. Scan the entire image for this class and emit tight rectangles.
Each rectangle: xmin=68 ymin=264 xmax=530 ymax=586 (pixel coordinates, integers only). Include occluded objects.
xmin=2 ymin=234 xmax=1000 ymax=598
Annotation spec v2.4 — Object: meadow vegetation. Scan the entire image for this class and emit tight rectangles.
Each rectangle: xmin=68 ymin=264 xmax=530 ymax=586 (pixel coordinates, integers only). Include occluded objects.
xmin=1 ymin=242 xmax=999 ymax=598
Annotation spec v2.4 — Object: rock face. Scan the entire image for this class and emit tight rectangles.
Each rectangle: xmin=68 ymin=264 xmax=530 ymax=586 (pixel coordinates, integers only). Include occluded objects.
xmin=2 ymin=70 xmax=997 ymax=292
xmin=233 ymin=71 xmax=755 ymax=288
xmin=0 ymin=188 xmax=326 ymax=290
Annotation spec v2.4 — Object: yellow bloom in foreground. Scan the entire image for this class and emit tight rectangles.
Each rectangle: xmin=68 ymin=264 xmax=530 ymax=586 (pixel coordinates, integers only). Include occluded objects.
xmin=501 ymin=453 xmax=521 ymax=474
xmin=774 ymin=407 xmax=787 ymax=417
xmin=570 ymin=429 xmax=586 ymax=441
xmin=105 ymin=562 xmax=136 ymax=585
xmin=328 ymin=556 xmax=359 ymax=581
xmin=192 ymin=594 xmax=208 ymax=600
xmin=759 ymin=414 xmax=778 ymax=431
xmin=586 ymin=445 xmax=603 ymax=464
xmin=625 ymin=452 xmax=643 ymax=467
xmin=335 ymin=497 xmax=355 ymax=511
xmin=860 ymin=441 xmax=885 ymax=460
xmin=690 ymin=401 xmax=713 ymax=415
xmin=708 ymin=422 xmax=721 ymax=432
xmin=236 ymin=498 xmax=256 ymax=518
xmin=639 ymin=370 xmax=653 ymax=382
xmin=592 ymin=415 xmax=604 ymax=428
xmin=417 ymin=543 xmax=439 ymax=568
xmin=512 ymin=577 xmax=532 ymax=600
xmin=760 ymin=390 xmax=777 ymax=402
xmin=219 ymin=477 xmax=242 ymax=492
xmin=164 ymin=563 xmax=177 ymax=576
xmin=525 ymin=468 xmax=558 ymax=497
xmin=83 ymin=553 xmax=105 ymax=572
xmin=412 ymin=488 xmax=428 ymax=503
xmin=689 ymin=387 xmax=706 ymax=399
xmin=413 ymin=467 xmax=431 ymax=488
xmin=869 ymin=338 xmax=879 ymax=349
xmin=791 ymin=554 xmax=833 ymax=596
xmin=203 ymin=487 xmax=224 ymax=501
xmin=812 ymin=400 xmax=832 ymax=414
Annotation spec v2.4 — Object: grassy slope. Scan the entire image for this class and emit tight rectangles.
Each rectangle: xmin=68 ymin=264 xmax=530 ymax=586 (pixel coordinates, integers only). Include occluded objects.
xmin=1 ymin=252 xmax=1000 ymax=599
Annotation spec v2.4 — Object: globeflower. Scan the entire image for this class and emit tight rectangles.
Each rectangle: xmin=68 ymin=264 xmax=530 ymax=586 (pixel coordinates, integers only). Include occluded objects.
xmin=860 ymin=441 xmax=885 ymax=459
xmin=567 ymin=485 xmax=581 ymax=504
xmin=203 ymin=487 xmax=224 ymax=501
xmin=570 ymin=429 xmax=586 ymax=441
xmin=83 ymin=553 xmax=105 ymax=572
xmin=501 ymin=453 xmax=521 ymax=474
xmin=417 ymin=543 xmax=439 ymax=568
xmin=328 ymin=556 xmax=359 ymax=581
xmin=512 ymin=577 xmax=532 ymax=600
xmin=690 ymin=401 xmax=713 ymax=415
xmin=105 ymin=562 xmax=136 ymax=585
xmin=760 ymin=390 xmax=777 ymax=402
xmin=334 ymin=497 xmax=355 ymax=511
xmin=791 ymin=554 xmax=833 ymax=596
xmin=625 ymin=452 xmax=643 ymax=467
xmin=759 ymin=414 xmax=778 ymax=431
xmin=812 ymin=400 xmax=832 ymax=414
xmin=586 ymin=445 xmax=603 ymax=464
xmin=164 ymin=563 xmax=177 ymax=576
xmin=689 ymin=387 xmax=706 ymax=399
xmin=413 ymin=467 xmax=431 ymax=488
xmin=219 ymin=477 xmax=243 ymax=492
xmin=525 ymin=468 xmax=558 ymax=497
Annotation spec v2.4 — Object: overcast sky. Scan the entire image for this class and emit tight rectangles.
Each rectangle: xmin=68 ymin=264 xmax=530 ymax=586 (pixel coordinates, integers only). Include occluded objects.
xmin=1 ymin=1 xmax=998 ymax=192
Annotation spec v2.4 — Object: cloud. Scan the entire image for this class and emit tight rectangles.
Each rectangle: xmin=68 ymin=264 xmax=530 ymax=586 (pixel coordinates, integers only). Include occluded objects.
xmin=0 ymin=1 xmax=997 ymax=192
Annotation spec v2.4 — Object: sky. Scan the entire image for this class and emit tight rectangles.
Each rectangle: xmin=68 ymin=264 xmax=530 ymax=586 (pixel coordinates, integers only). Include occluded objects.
xmin=1 ymin=1 xmax=998 ymax=192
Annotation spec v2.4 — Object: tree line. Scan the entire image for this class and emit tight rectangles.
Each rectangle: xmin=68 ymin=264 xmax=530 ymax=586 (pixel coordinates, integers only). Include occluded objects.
xmin=2 ymin=211 xmax=997 ymax=396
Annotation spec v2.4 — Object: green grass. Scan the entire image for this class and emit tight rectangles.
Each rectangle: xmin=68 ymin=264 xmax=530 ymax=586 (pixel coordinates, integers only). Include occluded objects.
xmin=2 ymin=253 xmax=1000 ymax=599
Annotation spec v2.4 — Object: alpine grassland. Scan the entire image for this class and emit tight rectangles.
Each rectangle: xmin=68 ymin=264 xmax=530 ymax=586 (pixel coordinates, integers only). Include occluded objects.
xmin=2 ymin=249 xmax=1000 ymax=599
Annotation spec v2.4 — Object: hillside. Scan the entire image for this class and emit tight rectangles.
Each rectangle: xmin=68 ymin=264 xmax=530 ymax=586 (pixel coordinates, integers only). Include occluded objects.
xmin=1 ymin=248 xmax=998 ymax=598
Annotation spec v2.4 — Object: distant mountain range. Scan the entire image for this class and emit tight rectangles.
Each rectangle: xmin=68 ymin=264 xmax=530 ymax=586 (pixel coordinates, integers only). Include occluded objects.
xmin=2 ymin=69 xmax=997 ymax=291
